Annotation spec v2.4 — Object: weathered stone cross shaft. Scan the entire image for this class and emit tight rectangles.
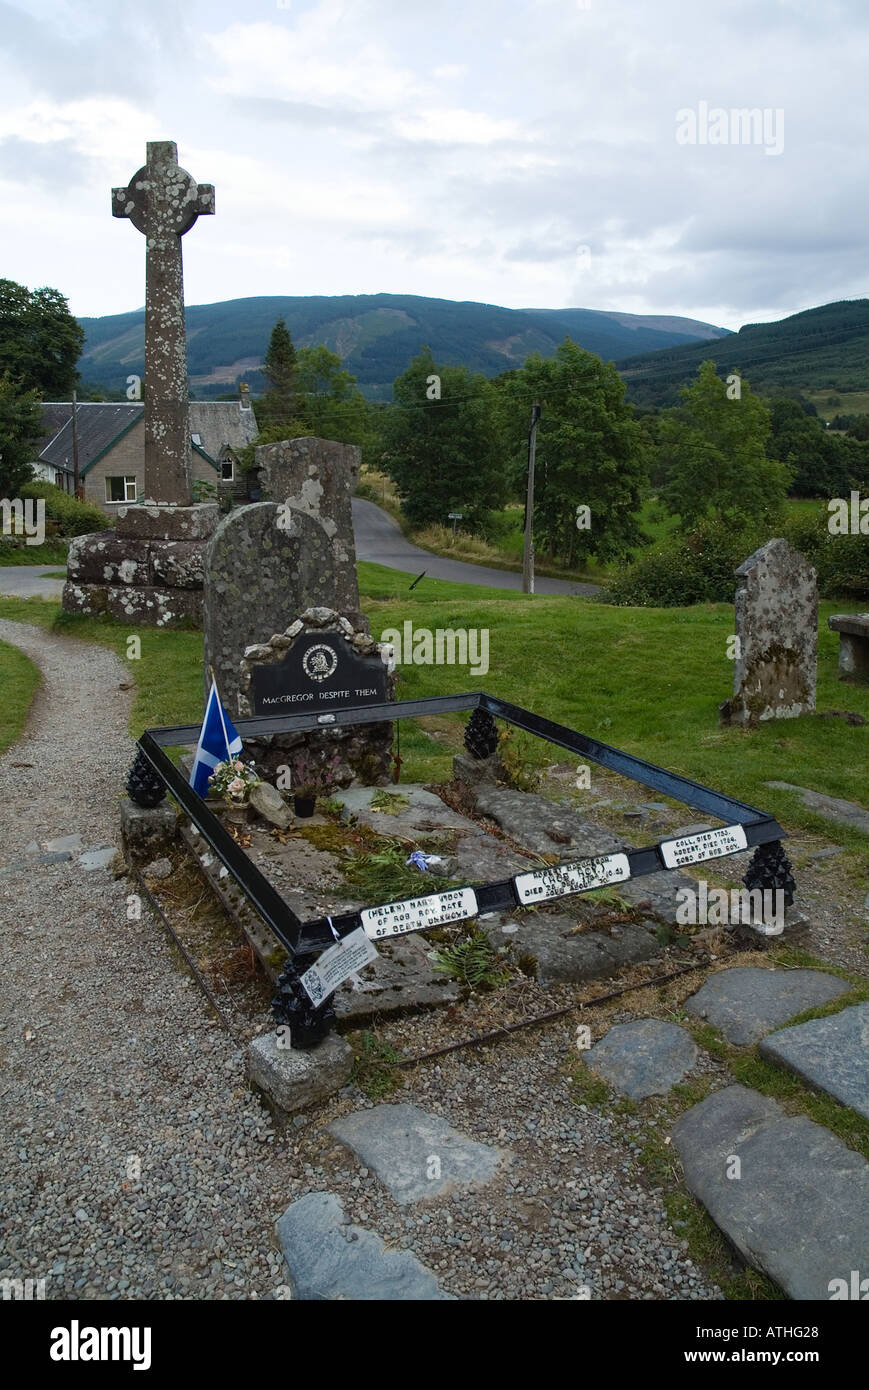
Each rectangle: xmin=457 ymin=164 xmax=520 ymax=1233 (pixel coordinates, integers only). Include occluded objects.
xmin=113 ymin=141 xmax=215 ymax=505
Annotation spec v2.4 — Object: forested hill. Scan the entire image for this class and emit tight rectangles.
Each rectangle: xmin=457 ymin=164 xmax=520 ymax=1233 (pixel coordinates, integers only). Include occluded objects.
xmin=618 ymin=299 xmax=869 ymax=406
xmin=76 ymin=293 xmax=728 ymax=400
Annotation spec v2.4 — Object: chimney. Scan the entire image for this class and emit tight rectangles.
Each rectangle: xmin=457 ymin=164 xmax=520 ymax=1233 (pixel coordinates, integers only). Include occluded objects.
xmin=239 ymin=381 xmax=251 ymax=411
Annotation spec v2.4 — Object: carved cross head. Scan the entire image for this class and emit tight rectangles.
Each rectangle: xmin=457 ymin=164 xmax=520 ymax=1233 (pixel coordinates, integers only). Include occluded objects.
xmin=112 ymin=141 xmax=214 ymax=241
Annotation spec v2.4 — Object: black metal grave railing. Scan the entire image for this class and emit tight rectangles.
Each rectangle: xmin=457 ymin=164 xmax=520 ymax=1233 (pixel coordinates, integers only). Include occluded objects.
xmin=127 ymin=692 xmax=794 ymax=1047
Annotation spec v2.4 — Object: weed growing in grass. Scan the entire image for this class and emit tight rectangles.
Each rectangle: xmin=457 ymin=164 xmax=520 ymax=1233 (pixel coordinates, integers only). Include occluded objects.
xmin=342 ymin=843 xmax=452 ymax=904
xmin=664 ymin=1191 xmax=783 ymax=1301
xmin=432 ymin=930 xmax=510 ymax=991
xmin=497 ymin=727 xmax=544 ymax=793
xmin=568 ymin=1059 xmax=612 ymax=1108
xmin=350 ymin=1031 xmax=405 ymax=1099
xmin=370 ymin=789 xmax=410 ymax=815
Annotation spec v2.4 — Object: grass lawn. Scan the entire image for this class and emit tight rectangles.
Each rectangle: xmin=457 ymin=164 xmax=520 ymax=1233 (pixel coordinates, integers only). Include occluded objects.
xmin=803 ymin=388 xmax=869 ymax=422
xmin=0 ymin=541 xmax=70 ymax=566
xmin=0 ymin=637 xmax=41 ymax=754
xmin=397 ymin=496 xmax=826 ymax=585
xmin=0 ymin=596 xmax=203 ymax=737
xmin=1 ymin=577 xmax=867 ymax=867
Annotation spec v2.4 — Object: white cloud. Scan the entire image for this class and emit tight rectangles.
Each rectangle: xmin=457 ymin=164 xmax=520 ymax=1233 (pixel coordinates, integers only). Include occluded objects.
xmin=0 ymin=0 xmax=866 ymax=326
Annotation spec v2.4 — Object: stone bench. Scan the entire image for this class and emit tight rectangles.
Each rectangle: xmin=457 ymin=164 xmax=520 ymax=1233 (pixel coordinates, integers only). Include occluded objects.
xmin=828 ymin=612 xmax=869 ymax=681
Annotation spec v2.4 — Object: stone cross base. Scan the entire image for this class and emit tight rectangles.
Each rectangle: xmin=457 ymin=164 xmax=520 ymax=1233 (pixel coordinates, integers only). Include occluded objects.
xmin=61 ymin=503 xmax=219 ymax=629
xmin=828 ymin=613 xmax=869 ymax=682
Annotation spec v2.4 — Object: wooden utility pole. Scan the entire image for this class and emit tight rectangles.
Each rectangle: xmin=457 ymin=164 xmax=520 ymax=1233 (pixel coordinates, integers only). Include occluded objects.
xmin=71 ymin=390 xmax=81 ymax=499
xmin=521 ymin=402 xmax=541 ymax=594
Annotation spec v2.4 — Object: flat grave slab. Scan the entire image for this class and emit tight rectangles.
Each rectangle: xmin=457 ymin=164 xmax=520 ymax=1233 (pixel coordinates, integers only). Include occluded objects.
xmin=329 ymin=1102 xmax=508 ymax=1204
xmin=584 ymin=1019 xmax=699 ymax=1099
xmin=481 ymin=911 xmax=662 ymax=986
xmin=685 ymin=967 xmax=849 ymax=1045
xmin=332 ymin=783 xmax=473 ymax=836
xmin=473 ymin=785 xmax=704 ymax=922
xmin=758 ymin=1002 xmax=869 ymax=1120
xmin=673 ymin=1084 xmax=869 ymax=1300
xmin=276 ymin=1191 xmax=452 ymax=1300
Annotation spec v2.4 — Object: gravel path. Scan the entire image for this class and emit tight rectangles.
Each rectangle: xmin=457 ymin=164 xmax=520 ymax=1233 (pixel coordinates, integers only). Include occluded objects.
xmin=0 ymin=620 xmax=290 ymax=1299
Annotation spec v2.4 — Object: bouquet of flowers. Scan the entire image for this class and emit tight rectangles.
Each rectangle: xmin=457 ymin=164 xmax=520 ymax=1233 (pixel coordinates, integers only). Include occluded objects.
xmin=209 ymin=758 xmax=261 ymax=803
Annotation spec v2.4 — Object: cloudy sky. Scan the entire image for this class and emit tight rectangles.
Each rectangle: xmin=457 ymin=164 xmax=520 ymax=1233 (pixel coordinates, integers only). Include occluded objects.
xmin=1 ymin=0 xmax=866 ymax=330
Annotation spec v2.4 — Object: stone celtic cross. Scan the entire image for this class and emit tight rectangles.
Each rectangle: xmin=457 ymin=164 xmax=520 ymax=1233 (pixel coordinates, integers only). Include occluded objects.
xmin=113 ymin=141 xmax=215 ymax=505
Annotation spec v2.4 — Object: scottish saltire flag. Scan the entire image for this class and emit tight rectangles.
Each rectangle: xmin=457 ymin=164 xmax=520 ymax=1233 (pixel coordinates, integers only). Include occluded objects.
xmin=189 ymin=679 xmax=243 ymax=798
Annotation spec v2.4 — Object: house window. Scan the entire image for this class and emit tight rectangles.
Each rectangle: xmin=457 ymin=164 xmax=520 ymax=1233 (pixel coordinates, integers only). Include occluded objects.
xmin=221 ymin=457 xmax=235 ymax=482
xmin=105 ymin=476 xmax=138 ymax=503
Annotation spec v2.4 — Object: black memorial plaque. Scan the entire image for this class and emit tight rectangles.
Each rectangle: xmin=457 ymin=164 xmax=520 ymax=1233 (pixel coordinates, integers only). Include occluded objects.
xmin=250 ymin=632 xmax=388 ymax=716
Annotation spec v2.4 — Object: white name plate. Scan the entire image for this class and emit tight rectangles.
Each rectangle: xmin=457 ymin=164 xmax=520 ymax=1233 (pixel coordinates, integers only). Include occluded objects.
xmin=300 ymin=927 xmax=379 ymax=1005
xmin=513 ymin=852 xmax=631 ymax=906
xmin=360 ymin=887 xmax=478 ymax=940
xmin=659 ymin=824 xmax=748 ymax=869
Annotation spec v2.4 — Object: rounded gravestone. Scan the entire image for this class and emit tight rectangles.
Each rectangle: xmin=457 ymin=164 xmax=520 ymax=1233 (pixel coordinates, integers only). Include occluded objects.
xmin=203 ymin=503 xmax=337 ymax=716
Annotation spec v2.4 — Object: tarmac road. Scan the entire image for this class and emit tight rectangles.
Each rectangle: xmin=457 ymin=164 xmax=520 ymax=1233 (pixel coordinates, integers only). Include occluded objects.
xmin=352 ymin=497 xmax=600 ymax=597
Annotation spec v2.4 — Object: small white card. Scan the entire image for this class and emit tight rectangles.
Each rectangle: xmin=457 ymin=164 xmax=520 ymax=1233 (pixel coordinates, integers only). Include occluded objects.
xmin=513 ymin=852 xmax=631 ymax=905
xmin=299 ymin=927 xmax=380 ymax=1005
xmin=360 ymin=887 xmax=478 ymax=940
xmin=659 ymin=824 xmax=748 ymax=869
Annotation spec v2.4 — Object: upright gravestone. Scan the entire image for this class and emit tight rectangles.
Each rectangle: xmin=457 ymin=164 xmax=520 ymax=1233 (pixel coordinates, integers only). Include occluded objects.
xmin=720 ymin=538 xmax=817 ymax=726
xmin=255 ymin=437 xmax=362 ymax=612
xmin=203 ymin=503 xmax=339 ymax=711
xmin=202 ymin=506 xmax=395 ymax=783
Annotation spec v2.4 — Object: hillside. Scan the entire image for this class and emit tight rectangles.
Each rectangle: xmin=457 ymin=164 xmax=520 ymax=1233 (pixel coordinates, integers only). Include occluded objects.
xmin=618 ymin=298 xmax=869 ymax=406
xmin=76 ymin=293 xmax=728 ymax=400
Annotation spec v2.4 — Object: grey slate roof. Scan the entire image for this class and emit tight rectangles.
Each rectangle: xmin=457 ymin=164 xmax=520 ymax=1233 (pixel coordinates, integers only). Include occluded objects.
xmin=38 ymin=403 xmax=143 ymax=475
xmin=37 ymin=401 xmax=258 ymax=476
xmin=188 ymin=401 xmax=259 ymax=461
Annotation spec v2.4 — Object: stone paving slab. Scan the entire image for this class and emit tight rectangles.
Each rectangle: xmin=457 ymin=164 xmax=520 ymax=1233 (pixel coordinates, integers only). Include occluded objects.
xmin=673 ymin=1084 xmax=869 ymax=1300
xmin=276 ymin=1191 xmax=453 ymax=1300
xmin=329 ymin=1102 xmax=508 ymax=1204
xmin=77 ymin=846 xmax=118 ymax=871
xmin=585 ymin=1019 xmax=699 ymax=1099
xmin=685 ymin=967 xmax=849 ymax=1045
xmin=333 ymin=934 xmax=460 ymax=1024
xmin=758 ymin=1003 xmax=869 ymax=1120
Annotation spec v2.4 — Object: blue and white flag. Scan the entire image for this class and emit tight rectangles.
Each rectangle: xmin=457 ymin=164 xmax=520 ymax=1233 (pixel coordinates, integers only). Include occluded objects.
xmin=189 ymin=679 xmax=243 ymax=798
